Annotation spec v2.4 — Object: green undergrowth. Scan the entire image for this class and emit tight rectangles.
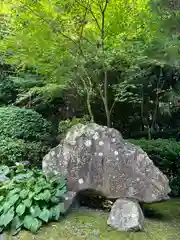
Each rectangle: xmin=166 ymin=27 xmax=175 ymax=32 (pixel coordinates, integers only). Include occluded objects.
xmin=6 ymin=199 xmax=180 ymax=240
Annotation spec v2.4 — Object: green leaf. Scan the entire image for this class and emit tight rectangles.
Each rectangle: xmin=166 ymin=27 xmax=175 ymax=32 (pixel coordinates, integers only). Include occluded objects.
xmin=23 ymin=199 xmax=32 ymax=208
xmin=0 ymin=226 xmax=4 ymax=233
xmin=0 ymin=196 xmax=4 ymax=202
xmin=0 ymin=165 xmax=10 ymax=175
xmin=23 ymin=215 xmax=41 ymax=232
xmin=50 ymin=203 xmax=65 ymax=221
xmin=7 ymin=188 xmax=21 ymax=198
xmin=51 ymin=196 xmax=60 ymax=204
xmin=39 ymin=208 xmax=50 ymax=222
xmin=28 ymin=191 xmax=35 ymax=199
xmin=34 ymin=185 xmax=43 ymax=194
xmin=20 ymin=189 xmax=29 ymax=199
xmin=55 ymin=189 xmax=66 ymax=198
xmin=3 ymin=208 xmax=14 ymax=227
xmin=30 ymin=205 xmax=41 ymax=218
xmin=16 ymin=204 xmax=26 ymax=216
xmin=11 ymin=216 xmax=23 ymax=235
xmin=34 ymin=193 xmax=43 ymax=201
xmin=43 ymin=190 xmax=51 ymax=201
xmin=8 ymin=194 xmax=20 ymax=205
xmin=3 ymin=201 xmax=13 ymax=213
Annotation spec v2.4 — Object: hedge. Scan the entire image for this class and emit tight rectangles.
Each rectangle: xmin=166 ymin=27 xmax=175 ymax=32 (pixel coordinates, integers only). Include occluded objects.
xmin=0 ymin=107 xmax=52 ymax=142
xmin=129 ymin=138 xmax=180 ymax=196
xmin=0 ymin=136 xmax=49 ymax=167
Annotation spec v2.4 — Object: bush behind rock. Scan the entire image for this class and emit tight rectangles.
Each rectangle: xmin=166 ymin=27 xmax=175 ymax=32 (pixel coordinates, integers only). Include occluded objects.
xmin=129 ymin=138 xmax=180 ymax=196
xmin=0 ymin=107 xmax=52 ymax=142
xmin=0 ymin=136 xmax=49 ymax=167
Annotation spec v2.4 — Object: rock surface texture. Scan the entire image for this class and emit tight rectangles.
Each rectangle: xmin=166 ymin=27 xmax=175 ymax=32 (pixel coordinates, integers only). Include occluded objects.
xmin=43 ymin=123 xmax=170 ymax=203
xmin=107 ymin=199 xmax=144 ymax=231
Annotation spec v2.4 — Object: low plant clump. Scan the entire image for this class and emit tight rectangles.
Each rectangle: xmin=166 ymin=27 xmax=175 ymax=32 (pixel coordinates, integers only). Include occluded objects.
xmin=0 ymin=165 xmax=67 ymax=235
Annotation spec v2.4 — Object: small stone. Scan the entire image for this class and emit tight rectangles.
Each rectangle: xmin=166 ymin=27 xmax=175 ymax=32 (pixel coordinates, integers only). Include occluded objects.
xmin=107 ymin=199 xmax=144 ymax=232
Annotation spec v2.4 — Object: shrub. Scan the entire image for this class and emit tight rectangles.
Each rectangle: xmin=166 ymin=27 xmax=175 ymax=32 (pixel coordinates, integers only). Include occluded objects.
xmin=0 ymin=78 xmax=17 ymax=105
xmin=0 ymin=136 xmax=49 ymax=167
xmin=0 ymin=165 xmax=67 ymax=234
xmin=129 ymin=138 xmax=180 ymax=196
xmin=0 ymin=107 xmax=52 ymax=142
xmin=58 ymin=115 xmax=90 ymax=136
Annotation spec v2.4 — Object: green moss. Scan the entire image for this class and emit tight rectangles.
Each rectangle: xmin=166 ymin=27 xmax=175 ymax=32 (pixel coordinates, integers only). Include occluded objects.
xmin=6 ymin=200 xmax=180 ymax=240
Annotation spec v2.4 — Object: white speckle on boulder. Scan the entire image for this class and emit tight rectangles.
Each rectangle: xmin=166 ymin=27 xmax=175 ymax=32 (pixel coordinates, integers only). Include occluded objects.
xmin=114 ymin=151 xmax=119 ymax=156
xmin=98 ymin=152 xmax=103 ymax=157
xmin=84 ymin=140 xmax=92 ymax=147
xmin=42 ymin=161 xmax=47 ymax=168
xmin=78 ymin=178 xmax=84 ymax=184
xmin=51 ymin=151 xmax=55 ymax=157
xmin=112 ymin=138 xmax=116 ymax=143
xmin=54 ymin=170 xmax=58 ymax=175
xmin=92 ymin=132 xmax=99 ymax=140
xmin=99 ymin=141 xmax=104 ymax=146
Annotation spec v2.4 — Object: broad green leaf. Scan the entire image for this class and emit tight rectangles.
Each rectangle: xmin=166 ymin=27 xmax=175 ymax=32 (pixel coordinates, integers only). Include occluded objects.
xmin=50 ymin=196 xmax=60 ymax=204
xmin=55 ymin=189 xmax=66 ymax=198
xmin=0 ymin=196 xmax=4 ymax=202
xmin=20 ymin=189 xmax=29 ymax=199
xmin=0 ymin=165 xmax=10 ymax=175
xmin=50 ymin=203 xmax=65 ymax=221
xmin=3 ymin=201 xmax=13 ymax=213
xmin=0 ymin=226 xmax=4 ymax=233
xmin=43 ymin=190 xmax=51 ymax=201
xmin=10 ymin=216 xmax=23 ymax=235
xmin=39 ymin=208 xmax=50 ymax=222
xmin=28 ymin=191 xmax=35 ymax=199
xmin=23 ymin=199 xmax=32 ymax=208
xmin=23 ymin=215 xmax=41 ymax=232
xmin=7 ymin=188 xmax=21 ymax=198
xmin=3 ymin=208 xmax=14 ymax=227
xmin=8 ymin=194 xmax=20 ymax=205
xmin=16 ymin=204 xmax=26 ymax=216
xmin=34 ymin=185 xmax=43 ymax=194
xmin=34 ymin=193 xmax=43 ymax=201
xmin=30 ymin=205 xmax=41 ymax=218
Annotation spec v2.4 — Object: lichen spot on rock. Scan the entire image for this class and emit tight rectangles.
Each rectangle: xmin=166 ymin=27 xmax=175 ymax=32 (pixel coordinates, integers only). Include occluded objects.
xmin=84 ymin=140 xmax=92 ymax=147
xmin=99 ymin=141 xmax=104 ymax=146
xmin=92 ymin=132 xmax=99 ymax=140
xmin=51 ymin=151 xmax=55 ymax=157
xmin=114 ymin=151 xmax=119 ymax=156
xmin=78 ymin=178 xmax=84 ymax=184
xmin=98 ymin=152 xmax=103 ymax=157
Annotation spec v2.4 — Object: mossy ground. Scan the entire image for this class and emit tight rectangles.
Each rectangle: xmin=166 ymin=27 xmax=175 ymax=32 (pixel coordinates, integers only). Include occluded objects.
xmin=6 ymin=200 xmax=180 ymax=240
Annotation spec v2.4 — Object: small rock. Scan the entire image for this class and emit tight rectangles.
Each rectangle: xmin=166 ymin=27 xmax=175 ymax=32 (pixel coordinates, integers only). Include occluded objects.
xmin=107 ymin=198 xmax=144 ymax=232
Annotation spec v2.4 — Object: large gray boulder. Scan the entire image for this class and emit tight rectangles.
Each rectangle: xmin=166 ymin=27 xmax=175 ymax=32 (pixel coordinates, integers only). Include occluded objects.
xmin=107 ymin=199 xmax=144 ymax=231
xmin=43 ymin=123 xmax=170 ymax=203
